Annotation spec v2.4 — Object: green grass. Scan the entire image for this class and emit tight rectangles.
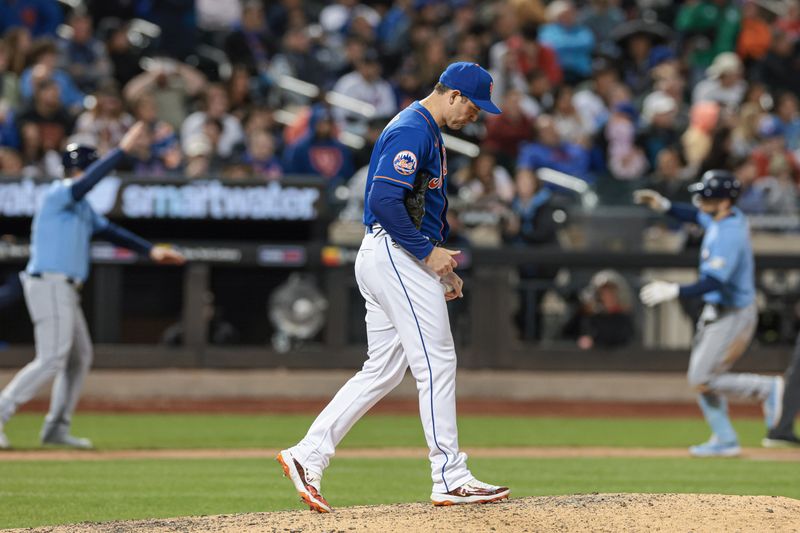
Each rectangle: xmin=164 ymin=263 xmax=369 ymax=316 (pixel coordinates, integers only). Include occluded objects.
xmin=1 ymin=413 xmax=796 ymax=528
xmin=1 ymin=413 xmax=772 ymax=450
xmin=2 ymin=457 xmax=800 ymax=529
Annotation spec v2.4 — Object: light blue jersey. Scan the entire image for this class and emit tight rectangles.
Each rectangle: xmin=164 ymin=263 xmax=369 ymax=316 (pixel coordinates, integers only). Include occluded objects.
xmin=26 ymin=181 xmax=110 ymax=282
xmin=697 ymin=207 xmax=754 ymax=308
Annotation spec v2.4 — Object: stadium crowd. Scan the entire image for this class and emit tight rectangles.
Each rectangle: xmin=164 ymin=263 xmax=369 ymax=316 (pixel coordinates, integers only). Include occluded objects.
xmin=1 ymin=0 xmax=800 ymax=237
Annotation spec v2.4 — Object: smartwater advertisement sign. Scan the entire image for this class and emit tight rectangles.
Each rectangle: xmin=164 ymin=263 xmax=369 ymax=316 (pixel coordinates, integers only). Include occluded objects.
xmin=0 ymin=177 xmax=322 ymax=221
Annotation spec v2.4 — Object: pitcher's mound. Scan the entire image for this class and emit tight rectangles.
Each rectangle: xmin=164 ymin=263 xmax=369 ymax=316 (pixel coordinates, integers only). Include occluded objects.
xmin=14 ymin=493 xmax=800 ymax=532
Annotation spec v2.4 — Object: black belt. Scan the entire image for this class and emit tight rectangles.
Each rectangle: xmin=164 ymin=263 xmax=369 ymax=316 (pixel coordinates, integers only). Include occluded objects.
xmin=366 ymin=224 xmax=443 ymax=246
xmin=29 ymin=272 xmax=83 ymax=288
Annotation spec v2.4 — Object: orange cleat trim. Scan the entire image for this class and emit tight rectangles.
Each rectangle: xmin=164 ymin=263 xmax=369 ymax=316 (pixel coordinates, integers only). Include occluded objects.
xmin=276 ymin=453 xmax=332 ymax=513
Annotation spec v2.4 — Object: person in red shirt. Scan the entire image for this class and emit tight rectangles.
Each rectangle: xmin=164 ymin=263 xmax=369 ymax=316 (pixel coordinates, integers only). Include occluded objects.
xmin=505 ymin=23 xmax=563 ymax=86
xmin=483 ymin=89 xmax=535 ymax=169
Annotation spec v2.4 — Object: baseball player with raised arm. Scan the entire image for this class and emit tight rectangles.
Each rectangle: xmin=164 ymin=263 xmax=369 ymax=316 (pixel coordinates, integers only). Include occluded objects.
xmin=278 ymin=62 xmax=509 ymax=512
xmin=635 ymin=170 xmax=784 ymax=457
xmin=0 ymin=122 xmax=185 ymax=450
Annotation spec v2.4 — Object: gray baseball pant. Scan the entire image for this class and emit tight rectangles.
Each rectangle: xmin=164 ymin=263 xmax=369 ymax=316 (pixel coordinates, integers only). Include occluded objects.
xmin=0 ymin=273 xmax=92 ymax=438
xmin=688 ymin=302 xmax=774 ymax=400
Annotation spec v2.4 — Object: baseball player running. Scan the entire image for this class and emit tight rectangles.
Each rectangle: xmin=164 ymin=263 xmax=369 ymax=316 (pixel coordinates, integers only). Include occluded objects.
xmin=763 ymin=334 xmax=800 ymax=447
xmin=635 ymin=170 xmax=784 ymax=457
xmin=0 ymin=122 xmax=185 ymax=450
xmin=278 ymin=62 xmax=509 ymax=512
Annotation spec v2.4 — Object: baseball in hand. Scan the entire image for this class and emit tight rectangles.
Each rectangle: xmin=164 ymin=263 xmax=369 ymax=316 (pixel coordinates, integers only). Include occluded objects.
xmin=442 ymin=282 xmax=455 ymax=294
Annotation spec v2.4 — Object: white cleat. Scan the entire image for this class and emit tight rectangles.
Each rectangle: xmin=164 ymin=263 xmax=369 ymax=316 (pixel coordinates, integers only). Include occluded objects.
xmin=276 ymin=449 xmax=332 ymax=513
xmin=431 ymin=478 xmax=510 ymax=506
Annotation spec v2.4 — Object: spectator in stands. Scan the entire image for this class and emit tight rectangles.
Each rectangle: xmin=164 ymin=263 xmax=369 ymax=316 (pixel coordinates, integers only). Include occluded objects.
xmin=127 ymin=121 xmax=183 ymax=177
xmin=0 ymin=41 xmax=21 ymax=150
xmin=145 ymin=0 xmax=198 ymax=60
xmin=224 ymin=1 xmax=275 ymax=75
xmin=483 ymin=89 xmax=536 ymax=170
xmin=454 ymin=151 xmax=515 ymax=205
xmin=73 ymin=81 xmax=133 ymax=155
xmin=731 ymin=102 xmax=764 ymax=158
xmin=737 ymin=0 xmax=772 ymax=66
xmin=518 ymin=114 xmax=592 ymax=185
xmin=504 ymin=168 xmax=558 ymax=246
xmin=735 ymin=155 xmax=799 ymax=216
xmin=227 ymin=64 xmax=257 ymax=120
xmin=103 ymin=19 xmax=142 ymax=87
xmin=539 ymin=0 xmax=595 ymax=83
xmin=282 ymin=104 xmax=354 ymax=189
xmin=605 ymin=99 xmax=648 ymax=182
xmin=552 ymin=84 xmax=591 ymax=146
xmin=0 ymin=0 xmax=62 ymax=37
xmin=639 ymin=92 xmax=680 ymax=167
xmin=563 ymin=269 xmax=635 ymax=350
xmin=331 ymin=49 xmax=396 ymax=136
xmin=692 ymin=52 xmax=747 ymax=110
xmin=183 ymin=134 xmax=214 ymax=179
xmin=376 ymin=0 xmax=411 ymax=57
xmin=489 ymin=22 xmax=562 ymax=99
xmin=649 ymin=61 xmax=689 ymax=132
xmin=124 ymin=58 xmax=207 ymax=130
xmin=699 ymin=126 xmax=735 ymax=174
xmin=129 ymin=93 xmax=182 ymax=176
xmin=619 ymin=30 xmax=659 ymax=98
xmin=504 ymin=167 xmax=559 ymax=340
xmin=751 ymin=115 xmax=800 ymax=184
xmin=754 ymin=30 xmax=800 ymax=98
xmin=578 ymin=0 xmax=624 ymax=49
xmin=776 ymin=92 xmax=800 ymax=153
xmin=320 ymin=0 xmax=380 ymax=39
xmin=682 ymin=100 xmax=720 ymax=170
xmin=267 ymin=26 xmax=328 ymax=91
xmin=196 ymin=0 xmax=242 ymax=42
xmin=3 ymin=27 xmax=32 ymax=76
xmin=414 ymin=35 xmax=450 ymax=91
xmin=243 ymin=129 xmax=283 ymax=180
xmin=20 ymin=39 xmax=85 ymax=113
xmin=778 ymin=0 xmax=800 ymax=40
xmin=0 ymin=146 xmax=22 ymax=174
xmin=573 ymin=58 xmax=619 ymax=138
xmin=0 ymin=39 xmax=20 ymax=109
xmin=17 ymin=78 xmax=74 ymax=169
xmin=645 ymin=146 xmax=693 ymax=204
xmin=181 ymin=83 xmax=244 ymax=159
xmin=519 ymin=69 xmax=553 ymax=118
xmin=57 ymin=10 xmax=112 ymax=93
xmin=675 ymin=0 xmax=740 ymax=76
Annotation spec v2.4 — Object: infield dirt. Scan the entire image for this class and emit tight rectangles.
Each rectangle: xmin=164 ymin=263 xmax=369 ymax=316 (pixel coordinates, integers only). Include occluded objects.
xmin=7 ymin=493 xmax=800 ymax=532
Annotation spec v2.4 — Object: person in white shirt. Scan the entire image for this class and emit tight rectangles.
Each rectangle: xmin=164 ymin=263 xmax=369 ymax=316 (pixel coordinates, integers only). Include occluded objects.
xmin=331 ymin=50 xmax=397 ymax=136
xmin=181 ymin=83 xmax=244 ymax=159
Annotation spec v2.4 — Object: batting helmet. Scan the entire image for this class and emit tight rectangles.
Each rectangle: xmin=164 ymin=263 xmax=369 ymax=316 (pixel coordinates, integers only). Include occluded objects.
xmin=687 ymin=169 xmax=741 ymax=199
xmin=62 ymin=144 xmax=99 ymax=174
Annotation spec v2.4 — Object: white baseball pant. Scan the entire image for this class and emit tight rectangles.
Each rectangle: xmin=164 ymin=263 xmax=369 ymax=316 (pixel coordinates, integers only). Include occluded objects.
xmin=289 ymin=229 xmax=472 ymax=493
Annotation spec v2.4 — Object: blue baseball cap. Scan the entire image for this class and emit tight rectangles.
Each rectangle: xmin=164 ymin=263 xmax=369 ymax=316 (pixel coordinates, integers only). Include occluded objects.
xmin=439 ymin=62 xmax=501 ymax=114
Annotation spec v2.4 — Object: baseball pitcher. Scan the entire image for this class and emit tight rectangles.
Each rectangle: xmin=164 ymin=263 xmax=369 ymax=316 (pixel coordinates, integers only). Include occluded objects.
xmin=278 ymin=62 xmax=509 ymax=512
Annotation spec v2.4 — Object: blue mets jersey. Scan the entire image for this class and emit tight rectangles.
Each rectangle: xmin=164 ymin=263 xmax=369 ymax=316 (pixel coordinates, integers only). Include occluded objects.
xmin=697 ymin=207 xmax=755 ymax=308
xmin=363 ymin=101 xmax=449 ymax=243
